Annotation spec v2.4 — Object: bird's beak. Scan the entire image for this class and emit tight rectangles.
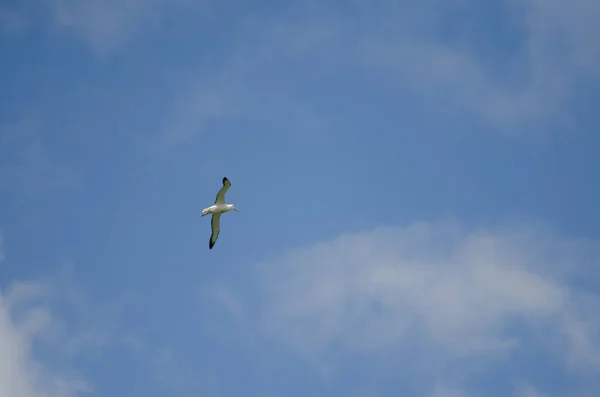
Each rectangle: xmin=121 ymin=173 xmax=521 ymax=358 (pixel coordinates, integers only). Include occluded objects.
xmin=235 ymin=208 xmax=240 ymax=212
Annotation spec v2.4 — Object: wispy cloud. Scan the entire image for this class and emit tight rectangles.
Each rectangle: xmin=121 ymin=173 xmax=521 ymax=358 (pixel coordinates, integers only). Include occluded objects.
xmin=517 ymin=383 xmax=551 ymax=397
xmin=0 ymin=280 xmax=91 ymax=397
xmin=428 ymin=384 xmax=471 ymax=397
xmin=50 ymin=0 xmax=166 ymax=55
xmin=213 ymin=221 xmax=600 ymax=395
xmin=360 ymin=0 xmax=600 ymax=129
xmin=1 ymin=0 xmax=214 ymax=56
xmin=361 ymin=0 xmax=600 ymax=130
xmin=159 ymin=0 xmax=600 ymax=143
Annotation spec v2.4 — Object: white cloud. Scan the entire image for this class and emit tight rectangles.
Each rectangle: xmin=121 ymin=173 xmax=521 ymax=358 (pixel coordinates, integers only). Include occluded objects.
xmin=214 ymin=221 xmax=600 ymax=394
xmin=0 ymin=256 xmax=117 ymax=397
xmin=0 ymin=281 xmax=91 ymax=397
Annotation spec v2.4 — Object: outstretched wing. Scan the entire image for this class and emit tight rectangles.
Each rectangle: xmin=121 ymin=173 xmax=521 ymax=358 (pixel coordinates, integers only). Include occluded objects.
xmin=214 ymin=177 xmax=231 ymax=204
xmin=209 ymin=213 xmax=221 ymax=249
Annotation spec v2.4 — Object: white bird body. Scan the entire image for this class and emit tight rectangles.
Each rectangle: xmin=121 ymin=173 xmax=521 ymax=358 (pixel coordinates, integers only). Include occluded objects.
xmin=202 ymin=177 xmax=239 ymax=249
xmin=201 ymin=203 xmax=237 ymax=216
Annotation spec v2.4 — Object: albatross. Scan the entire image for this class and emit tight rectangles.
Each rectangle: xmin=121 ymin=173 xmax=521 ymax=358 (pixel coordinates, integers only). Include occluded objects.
xmin=201 ymin=177 xmax=240 ymax=249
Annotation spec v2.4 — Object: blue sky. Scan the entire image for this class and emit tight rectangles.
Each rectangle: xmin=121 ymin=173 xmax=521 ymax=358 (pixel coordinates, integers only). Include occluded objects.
xmin=1 ymin=0 xmax=599 ymax=396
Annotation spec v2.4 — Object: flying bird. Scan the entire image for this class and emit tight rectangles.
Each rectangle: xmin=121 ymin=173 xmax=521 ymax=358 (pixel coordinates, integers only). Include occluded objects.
xmin=201 ymin=177 xmax=240 ymax=249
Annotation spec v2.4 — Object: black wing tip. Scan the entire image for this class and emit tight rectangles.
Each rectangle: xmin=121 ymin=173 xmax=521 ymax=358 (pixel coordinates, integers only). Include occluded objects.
xmin=222 ymin=177 xmax=230 ymax=184
xmin=209 ymin=239 xmax=215 ymax=249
